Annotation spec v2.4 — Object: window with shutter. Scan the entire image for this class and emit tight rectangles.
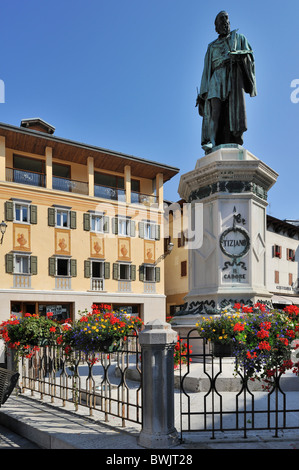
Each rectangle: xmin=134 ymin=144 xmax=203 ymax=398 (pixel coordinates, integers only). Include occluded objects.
xmin=84 ymin=260 xmax=91 ymax=278
xmin=113 ymin=263 xmax=119 ymax=280
xmin=155 ymin=267 xmax=160 ymax=283
xmin=48 ymin=208 xmax=56 ymax=226
xmin=83 ymin=213 xmax=90 ymax=231
xmin=104 ymin=262 xmax=110 ymax=279
xmin=48 ymin=257 xmax=56 ymax=276
xmin=30 ymin=205 xmax=37 ymax=224
xmin=30 ymin=256 xmax=38 ymax=275
xmin=5 ymin=253 xmax=14 ymax=273
xmin=5 ymin=201 xmax=14 ymax=221
xmin=131 ymin=265 xmax=136 ymax=281
xmin=70 ymin=211 xmax=77 ymax=230
xmin=70 ymin=259 xmax=77 ymax=277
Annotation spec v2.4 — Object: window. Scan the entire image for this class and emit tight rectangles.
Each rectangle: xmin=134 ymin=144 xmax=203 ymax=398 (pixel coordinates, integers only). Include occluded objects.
xmin=144 ymin=221 xmax=157 ymax=240
xmin=139 ymin=221 xmax=160 ymax=240
xmin=5 ymin=253 xmax=37 ymax=275
xmin=139 ymin=265 xmax=160 ymax=282
xmin=57 ymin=258 xmax=69 ymax=276
xmin=48 ymin=207 xmax=76 ymax=229
xmin=113 ymin=263 xmax=136 ymax=281
xmin=56 ymin=210 xmax=69 ymax=228
xmin=118 ymin=217 xmax=130 ymax=236
xmin=15 ymin=255 xmax=30 ymax=274
xmin=83 ymin=213 xmax=109 ymax=232
xmin=15 ymin=203 xmax=29 ymax=223
xmin=112 ymin=216 xmax=135 ymax=237
xmin=91 ymin=215 xmax=103 ymax=233
xmin=5 ymin=200 xmax=37 ymax=224
xmin=181 ymin=260 xmax=187 ymax=277
xmin=92 ymin=261 xmax=104 ymax=278
xmin=48 ymin=257 xmax=77 ymax=277
xmin=287 ymin=248 xmax=295 ymax=261
xmin=274 ymin=245 xmax=282 ymax=259
xmin=289 ymin=273 xmax=293 ymax=286
xmin=120 ymin=263 xmax=130 ymax=280
xmin=275 ymin=270 xmax=279 ymax=284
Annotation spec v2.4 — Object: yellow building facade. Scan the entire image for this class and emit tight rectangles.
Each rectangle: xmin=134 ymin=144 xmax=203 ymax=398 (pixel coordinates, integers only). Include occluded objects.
xmin=0 ymin=118 xmax=179 ymax=324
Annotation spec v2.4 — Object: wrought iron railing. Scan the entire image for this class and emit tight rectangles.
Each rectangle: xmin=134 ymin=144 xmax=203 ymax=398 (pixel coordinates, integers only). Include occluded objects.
xmin=20 ymin=332 xmax=142 ymax=427
xmin=131 ymin=191 xmax=158 ymax=206
xmin=179 ymin=329 xmax=299 ymax=440
xmin=52 ymin=176 xmax=88 ymax=195
xmin=6 ymin=167 xmax=45 ymax=187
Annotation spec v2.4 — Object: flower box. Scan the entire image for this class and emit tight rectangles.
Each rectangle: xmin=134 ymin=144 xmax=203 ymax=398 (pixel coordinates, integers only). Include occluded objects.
xmin=211 ymin=342 xmax=233 ymax=357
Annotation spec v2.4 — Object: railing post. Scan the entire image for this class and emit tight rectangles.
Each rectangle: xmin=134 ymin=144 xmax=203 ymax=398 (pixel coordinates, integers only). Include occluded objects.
xmin=138 ymin=319 xmax=180 ymax=448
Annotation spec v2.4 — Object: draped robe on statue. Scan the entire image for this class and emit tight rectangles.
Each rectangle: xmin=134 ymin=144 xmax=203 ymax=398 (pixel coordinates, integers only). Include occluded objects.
xmin=198 ymin=29 xmax=257 ymax=148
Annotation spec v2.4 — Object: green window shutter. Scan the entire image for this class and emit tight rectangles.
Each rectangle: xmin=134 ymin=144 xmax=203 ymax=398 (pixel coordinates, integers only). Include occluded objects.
xmin=130 ymin=220 xmax=136 ymax=237
xmin=84 ymin=260 xmax=91 ymax=278
xmin=5 ymin=201 xmax=13 ymax=221
xmin=139 ymin=265 xmax=144 ymax=282
xmin=112 ymin=217 xmax=118 ymax=235
xmin=70 ymin=259 xmax=77 ymax=277
xmin=83 ymin=213 xmax=90 ymax=231
xmin=48 ymin=257 xmax=56 ymax=276
xmin=131 ymin=264 xmax=136 ymax=281
xmin=48 ymin=208 xmax=56 ymax=227
xmin=155 ymin=224 xmax=160 ymax=240
xmin=103 ymin=216 xmax=109 ymax=233
xmin=30 ymin=256 xmax=38 ymax=275
xmin=104 ymin=262 xmax=110 ymax=279
xmin=70 ymin=211 xmax=77 ymax=229
xmin=113 ymin=263 xmax=119 ymax=280
xmin=30 ymin=205 xmax=38 ymax=224
xmin=155 ymin=266 xmax=160 ymax=283
xmin=138 ymin=221 xmax=144 ymax=239
xmin=5 ymin=253 xmax=14 ymax=273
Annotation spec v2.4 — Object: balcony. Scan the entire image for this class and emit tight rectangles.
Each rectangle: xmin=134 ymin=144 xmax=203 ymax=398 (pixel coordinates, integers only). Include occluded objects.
xmin=52 ymin=176 xmax=88 ymax=195
xmin=131 ymin=191 xmax=158 ymax=206
xmin=6 ymin=167 xmax=45 ymax=187
xmin=94 ymin=184 xmax=126 ymax=202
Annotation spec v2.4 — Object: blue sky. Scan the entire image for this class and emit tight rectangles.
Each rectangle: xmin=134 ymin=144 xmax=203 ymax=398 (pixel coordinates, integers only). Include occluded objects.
xmin=1 ymin=0 xmax=299 ymax=220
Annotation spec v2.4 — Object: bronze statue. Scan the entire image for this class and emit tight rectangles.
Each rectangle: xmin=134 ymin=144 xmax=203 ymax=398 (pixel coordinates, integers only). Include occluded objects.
xmin=196 ymin=11 xmax=257 ymax=153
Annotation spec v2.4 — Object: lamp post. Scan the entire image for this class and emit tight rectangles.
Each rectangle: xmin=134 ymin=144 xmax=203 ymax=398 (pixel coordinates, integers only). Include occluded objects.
xmin=154 ymin=242 xmax=174 ymax=266
xmin=0 ymin=220 xmax=7 ymax=244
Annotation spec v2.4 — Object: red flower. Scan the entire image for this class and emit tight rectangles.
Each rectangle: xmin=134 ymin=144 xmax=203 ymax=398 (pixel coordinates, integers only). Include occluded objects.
xmin=49 ymin=326 xmax=56 ymax=333
xmin=257 ymin=329 xmax=270 ymax=339
xmin=233 ymin=323 xmax=245 ymax=332
xmin=258 ymin=341 xmax=271 ymax=351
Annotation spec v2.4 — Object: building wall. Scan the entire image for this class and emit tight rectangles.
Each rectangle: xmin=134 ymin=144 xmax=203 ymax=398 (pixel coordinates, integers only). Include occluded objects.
xmin=0 ymin=143 xmax=168 ymax=324
xmin=266 ymin=228 xmax=299 ymax=297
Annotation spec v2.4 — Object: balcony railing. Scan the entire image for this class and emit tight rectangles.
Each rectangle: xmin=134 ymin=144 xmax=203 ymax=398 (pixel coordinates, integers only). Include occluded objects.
xmin=131 ymin=191 xmax=158 ymax=206
xmin=94 ymin=184 xmax=126 ymax=202
xmin=6 ymin=167 xmax=45 ymax=187
xmin=91 ymin=278 xmax=104 ymax=291
xmin=52 ymin=176 xmax=88 ymax=195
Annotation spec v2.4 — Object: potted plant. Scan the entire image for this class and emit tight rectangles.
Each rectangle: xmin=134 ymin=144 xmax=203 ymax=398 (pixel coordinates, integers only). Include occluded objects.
xmin=62 ymin=304 xmax=143 ymax=355
xmin=0 ymin=312 xmax=62 ymax=361
xmin=197 ymin=303 xmax=299 ymax=381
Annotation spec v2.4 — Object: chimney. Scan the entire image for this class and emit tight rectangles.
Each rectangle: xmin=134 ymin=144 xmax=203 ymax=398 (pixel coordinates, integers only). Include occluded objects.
xmin=20 ymin=118 xmax=55 ymax=135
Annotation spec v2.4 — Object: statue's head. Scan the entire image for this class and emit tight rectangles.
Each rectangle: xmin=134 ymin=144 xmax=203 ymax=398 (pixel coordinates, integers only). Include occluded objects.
xmin=215 ymin=11 xmax=230 ymax=36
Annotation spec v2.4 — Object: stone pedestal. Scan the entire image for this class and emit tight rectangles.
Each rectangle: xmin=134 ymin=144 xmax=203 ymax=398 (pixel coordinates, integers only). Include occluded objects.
xmin=173 ymin=145 xmax=278 ymax=332
xmin=138 ymin=320 xmax=180 ymax=448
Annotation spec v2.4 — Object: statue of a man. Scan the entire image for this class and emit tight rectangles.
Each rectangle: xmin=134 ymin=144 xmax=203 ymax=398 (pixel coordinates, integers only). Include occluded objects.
xmin=196 ymin=11 xmax=257 ymax=153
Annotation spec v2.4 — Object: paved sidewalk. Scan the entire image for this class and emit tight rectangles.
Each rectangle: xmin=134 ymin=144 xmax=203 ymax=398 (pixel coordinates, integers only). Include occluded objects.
xmin=1 ymin=392 xmax=299 ymax=450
